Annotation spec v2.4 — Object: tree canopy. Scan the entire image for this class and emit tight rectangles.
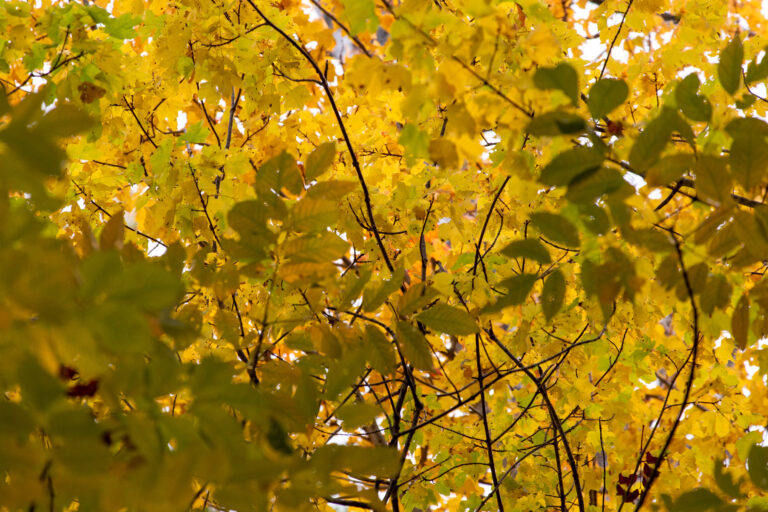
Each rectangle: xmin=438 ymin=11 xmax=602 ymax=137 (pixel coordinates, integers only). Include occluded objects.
xmin=3 ymin=0 xmax=768 ymax=510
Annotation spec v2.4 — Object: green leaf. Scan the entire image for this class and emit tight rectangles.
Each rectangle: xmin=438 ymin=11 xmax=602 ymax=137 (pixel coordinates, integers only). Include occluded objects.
xmin=396 ymin=321 xmax=433 ymax=370
xmin=527 ymin=110 xmax=586 ymax=136
xmin=674 ymin=488 xmax=723 ymax=511
xmin=747 ymin=46 xmax=768 ymax=83
xmin=578 ymin=204 xmax=611 ymax=235
xmin=749 ymin=444 xmax=768 ymax=490
xmin=699 ymin=274 xmax=732 ymax=315
xmin=325 ymin=347 xmax=366 ymax=395
xmin=398 ymin=283 xmax=440 ymax=316
xmin=22 ymin=43 xmax=45 ymax=72
xmin=341 ymin=0 xmax=377 ymax=35
xmin=110 ymin=262 xmax=184 ymax=312
xmin=365 ymin=325 xmax=397 ymax=375
xmin=626 ymin=228 xmax=674 ymax=252
xmin=645 ymin=153 xmax=694 ymax=187
xmin=675 ymin=74 xmax=712 ymax=122
xmin=228 ymin=200 xmax=273 ymax=238
xmin=736 ymin=93 xmax=757 ymax=110
xmin=306 ymin=179 xmax=357 ymax=201
xmin=313 ymin=445 xmax=399 ymax=477
xmin=539 ymin=146 xmax=604 ymax=187
xmin=695 ymin=155 xmax=732 ymax=206
xmin=737 ymin=431 xmax=763 ymax=460
xmin=363 ymin=265 xmax=404 ymax=312
xmin=732 ymin=293 xmax=750 ymax=349
xmin=0 ymin=88 xmax=9 ymax=116
xmin=534 ymin=63 xmax=579 ymax=105
xmin=16 ymin=355 xmax=64 ymax=411
xmin=718 ymin=36 xmax=743 ymax=95
xmin=530 ymin=212 xmax=580 ymax=247
xmin=179 ymin=121 xmax=210 ymax=144
xmin=282 ymin=232 xmax=349 ymax=263
xmin=291 ymin=198 xmax=338 ymax=232
xmin=103 ymin=13 xmax=140 ymax=39
xmin=399 ymin=123 xmax=430 ymax=164
xmin=501 ymin=239 xmax=552 ymax=264
xmin=267 ymin=418 xmax=293 ymax=454
xmin=726 ymin=117 xmax=768 ymax=190
xmin=258 ymin=151 xmax=304 ymax=196
xmin=629 ymin=107 xmax=677 ymax=171
xmin=565 ymin=167 xmax=624 ymax=204
xmin=305 ymin=142 xmax=336 ymax=182
xmin=541 ymin=270 xmax=565 ymax=320
xmin=38 ymin=105 xmax=94 ymax=138
xmin=482 ymin=274 xmax=537 ymax=313
xmin=714 ymin=458 xmax=743 ymax=498
xmin=0 ymin=401 xmax=35 ymax=438
xmin=336 ymin=402 xmax=382 ymax=430
xmin=416 ymin=303 xmax=478 ymax=336
xmin=587 ymin=78 xmax=629 ymax=119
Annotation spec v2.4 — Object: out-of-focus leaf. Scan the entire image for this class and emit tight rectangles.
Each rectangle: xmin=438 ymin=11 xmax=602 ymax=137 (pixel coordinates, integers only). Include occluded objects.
xmin=530 ymin=212 xmax=580 ymax=247
xmin=415 ymin=303 xmax=478 ymax=336
xmin=541 ymin=269 xmax=566 ymax=320
xmin=676 ymin=74 xmax=712 ymax=122
xmin=534 ymin=63 xmax=579 ymax=105
xmin=539 ymin=146 xmax=604 ymax=186
xmin=501 ymin=239 xmax=551 ymax=264
xmin=719 ymin=36 xmax=743 ymax=95
xmin=587 ymin=78 xmax=629 ymax=119
xmin=396 ymin=321 xmax=433 ymax=370
xmin=305 ymin=142 xmax=336 ymax=182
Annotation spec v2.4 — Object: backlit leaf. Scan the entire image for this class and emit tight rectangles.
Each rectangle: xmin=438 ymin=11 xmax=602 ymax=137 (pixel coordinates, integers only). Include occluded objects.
xmin=718 ymin=36 xmax=743 ymax=95
xmin=675 ymin=74 xmax=712 ymax=122
xmin=539 ymin=146 xmax=604 ymax=187
xmin=501 ymin=239 xmax=552 ymax=264
xmin=527 ymin=110 xmax=587 ymax=136
xmin=699 ymin=274 xmax=732 ymax=315
xmin=587 ymin=78 xmax=629 ymax=119
xmin=305 ymin=142 xmax=336 ymax=182
xmin=541 ymin=269 xmax=565 ymax=320
xmin=365 ymin=325 xmax=397 ymax=375
xmin=530 ymin=212 xmax=580 ymax=247
xmin=726 ymin=118 xmax=768 ymax=190
xmin=482 ymin=274 xmax=537 ymax=313
xmin=396 ymin=321 xmax=433 ymax=370
xmin=416 ymin=303 xmax=478 ymax=336
xmin=534 ymin=63 xmax=579 ymax=105
xmin=629 ymin=107 xmax=677 ymax=171
xmin=748 ymin=444 xmax=768 ymax=490
xmin=732 ymin=294 xmax=750 ymax=350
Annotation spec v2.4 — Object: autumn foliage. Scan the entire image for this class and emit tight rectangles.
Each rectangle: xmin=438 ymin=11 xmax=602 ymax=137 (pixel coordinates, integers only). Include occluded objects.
xmin=4 ymin=0 xmax=768 ymax=510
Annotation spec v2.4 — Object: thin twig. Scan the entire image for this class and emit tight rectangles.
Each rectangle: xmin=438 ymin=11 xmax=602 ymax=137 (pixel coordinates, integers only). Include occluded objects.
xmin=632 ymin=239 xmax=701 ymax=510
xmin=309 ymin=0 xmax=373 ymax=57
xmin=475 ymin=333 xmax=505 ymax=512
xmin=248 ymin=1 xmax=395 ymax=272
xmin=599 ymin=0 xmax=634 ymax=80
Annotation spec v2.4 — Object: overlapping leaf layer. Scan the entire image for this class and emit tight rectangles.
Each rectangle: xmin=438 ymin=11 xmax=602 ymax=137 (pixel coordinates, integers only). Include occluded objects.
xmin=3 ymin=0 xmax=768 ymax=510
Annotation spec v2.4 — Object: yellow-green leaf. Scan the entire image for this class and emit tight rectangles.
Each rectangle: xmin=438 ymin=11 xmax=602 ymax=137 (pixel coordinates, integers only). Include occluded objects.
xmin=541 ymin=269 xmax=565 ymax=320
xmin=587 ymin=78 xmax=628 ymax=119
xmin=305 ymin=142 xmax=336 ymax=182
xmin=396 ymin=321 xmax=433 ymax=370
xmin=530 ymin=212 xmax=580 ymax=247
xmin=539 ymin=146 xmax=604 ymax=187
xmin=415 ymin=303 xmax=478 ymax=336
xmin=501 ymin=239 xmax=551 ymax=264
xmin=534 ymin=63 xmax=579 ymax=105
xmin=732 ymin=293 xmax=750 ymax=349
xmin=718 ymin=36 xmax=743 ymax=95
